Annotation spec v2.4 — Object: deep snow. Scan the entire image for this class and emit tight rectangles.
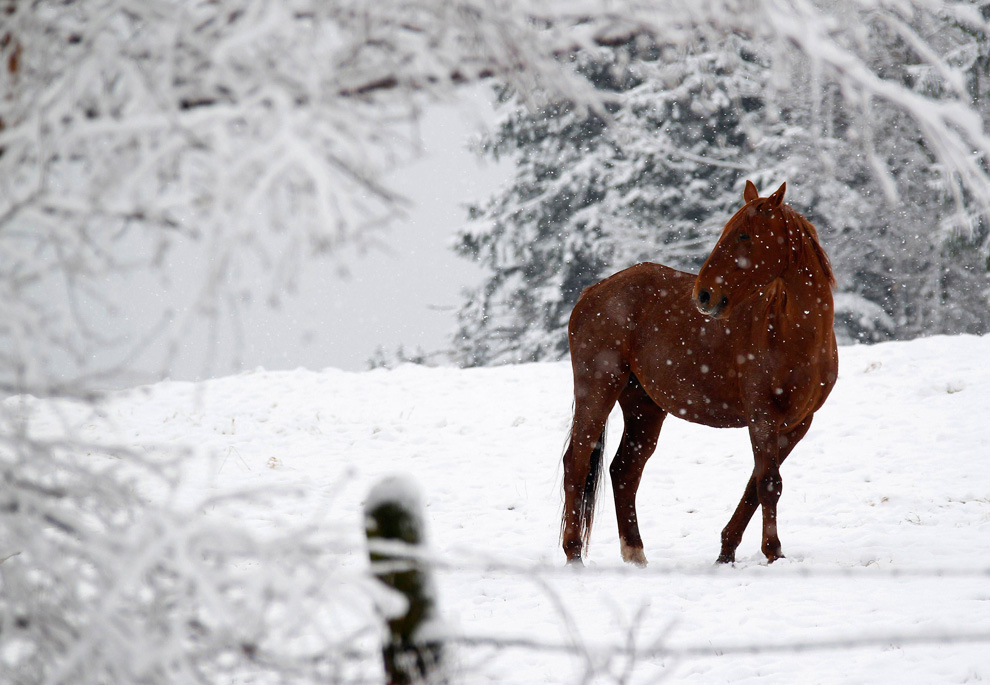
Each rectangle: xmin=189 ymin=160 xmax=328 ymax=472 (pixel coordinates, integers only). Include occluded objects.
xmin=15 ymin=334 xmax=990 ymax=683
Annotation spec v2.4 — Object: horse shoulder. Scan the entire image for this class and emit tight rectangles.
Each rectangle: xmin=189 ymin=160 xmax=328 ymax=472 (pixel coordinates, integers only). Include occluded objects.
xmin=742 ymin=278 xmax=837 ymax=422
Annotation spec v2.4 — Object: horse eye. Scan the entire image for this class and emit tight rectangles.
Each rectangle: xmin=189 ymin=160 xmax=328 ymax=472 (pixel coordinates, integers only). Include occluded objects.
xmin=738 ymin=233 xmax=751 ymax=242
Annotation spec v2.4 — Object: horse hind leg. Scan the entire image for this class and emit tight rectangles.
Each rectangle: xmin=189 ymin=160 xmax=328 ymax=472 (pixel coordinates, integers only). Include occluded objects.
xmin=561 ymin=425 xmax=607 ymax=565
xmin=610 ymin=376 xmax=666 ymax=567
xmin=561 ymin=365 xmax=630 ymax=564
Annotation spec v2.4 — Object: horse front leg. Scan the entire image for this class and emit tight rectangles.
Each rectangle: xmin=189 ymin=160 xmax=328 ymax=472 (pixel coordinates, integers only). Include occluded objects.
xmin=717 ymin=470 xmax=759 ymax=564
xmin=755 ymin=432 xmax=785 ymax=564
xmin=717 ymin=417 xmax=813 ymax=564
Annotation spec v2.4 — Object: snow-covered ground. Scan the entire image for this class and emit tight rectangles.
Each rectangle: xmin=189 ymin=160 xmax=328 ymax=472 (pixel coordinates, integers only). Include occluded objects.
xmin=16 ymin=334 xmax=990 ymax=683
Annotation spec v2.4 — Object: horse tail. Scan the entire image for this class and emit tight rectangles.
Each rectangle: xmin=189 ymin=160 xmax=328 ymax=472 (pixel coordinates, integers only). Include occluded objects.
xmin=580 ymin=426 xmax=608 ymax=549
xmin=561 ymin=421 xmax=608 ymax=551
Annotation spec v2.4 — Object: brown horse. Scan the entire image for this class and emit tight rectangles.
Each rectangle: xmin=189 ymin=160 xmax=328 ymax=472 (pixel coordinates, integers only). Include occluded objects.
xmin=561 ymin=181 xmax=837 ymax=566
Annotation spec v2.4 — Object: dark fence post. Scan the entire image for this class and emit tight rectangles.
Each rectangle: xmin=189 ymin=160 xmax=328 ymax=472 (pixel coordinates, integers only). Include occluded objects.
xmin=364 ymin=477 xmax=444 ymax=685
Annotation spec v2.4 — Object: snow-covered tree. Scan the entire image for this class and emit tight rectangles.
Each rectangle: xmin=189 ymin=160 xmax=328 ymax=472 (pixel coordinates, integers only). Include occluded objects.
xmin=452 ymin=41 xmax=773 ymax=363
xmin=814 ymin=4 xmax=990 ymax=341
xmin=0 ymin=3 xmax=598 ymax=681
xmin=0 ymin=0 xmax=596 ymax=390
xmin=452 ymin=4 xmax=990 ymax=364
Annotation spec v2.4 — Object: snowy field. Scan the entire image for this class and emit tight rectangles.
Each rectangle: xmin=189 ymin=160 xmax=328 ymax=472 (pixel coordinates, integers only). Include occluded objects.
xmin=15 ymin=334 xmax=990 ymax=683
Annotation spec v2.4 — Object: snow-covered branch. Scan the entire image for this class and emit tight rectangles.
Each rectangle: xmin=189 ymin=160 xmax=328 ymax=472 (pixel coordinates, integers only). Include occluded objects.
xmin=2 ymin=0 xmax=988 ymax=384
xmin=0 ymin=397 xmax=377 ymax=683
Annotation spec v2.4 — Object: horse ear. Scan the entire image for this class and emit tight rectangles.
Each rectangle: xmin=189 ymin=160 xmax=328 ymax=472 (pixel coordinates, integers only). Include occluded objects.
xmin=768 ymin=182 xmax=787 ymax=208
xmin=744 ymin=180 xmax=759 ymax=203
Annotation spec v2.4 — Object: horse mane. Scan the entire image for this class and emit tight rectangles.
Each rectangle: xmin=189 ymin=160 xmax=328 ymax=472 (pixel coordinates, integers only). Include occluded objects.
xmin=757 ymin=200 xmax=834 ymax=287
xmin=786 ymin=206 xmax=835 ymax=286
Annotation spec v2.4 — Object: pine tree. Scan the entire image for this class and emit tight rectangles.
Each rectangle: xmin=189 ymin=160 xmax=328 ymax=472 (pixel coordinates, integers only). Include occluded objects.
xmin=829 ymin=7 xmax=990 ymax=340
xmin=452 ymin=15 xmax=990 ymax=365
xmin=452 ymin=38 xmax=786 ymax=365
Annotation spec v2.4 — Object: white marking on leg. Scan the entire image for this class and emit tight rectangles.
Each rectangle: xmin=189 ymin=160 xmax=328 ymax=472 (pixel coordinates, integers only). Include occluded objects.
xmin=620 ymin=541 xmax=648 ymax=567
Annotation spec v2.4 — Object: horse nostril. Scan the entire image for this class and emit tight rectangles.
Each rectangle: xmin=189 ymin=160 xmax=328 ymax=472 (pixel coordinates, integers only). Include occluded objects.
xmin=698 ymin=290 xmax=711 ymax=306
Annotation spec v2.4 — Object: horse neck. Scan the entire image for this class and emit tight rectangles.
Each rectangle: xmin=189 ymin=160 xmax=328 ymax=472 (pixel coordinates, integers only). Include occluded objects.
xmin=780 ymin=259 xmax=833 ymax=307
xmin=780 ymin=219 xmax=834 ymax=306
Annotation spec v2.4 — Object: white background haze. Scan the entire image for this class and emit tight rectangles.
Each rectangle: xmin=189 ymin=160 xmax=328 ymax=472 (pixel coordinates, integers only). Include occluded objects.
xmin=68 ymin=90 xmax=508 ymax=381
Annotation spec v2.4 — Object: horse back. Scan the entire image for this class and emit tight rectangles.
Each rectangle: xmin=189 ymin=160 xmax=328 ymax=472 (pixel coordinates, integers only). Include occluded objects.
xmin=570 ymin=262 xmax=696 ymax=345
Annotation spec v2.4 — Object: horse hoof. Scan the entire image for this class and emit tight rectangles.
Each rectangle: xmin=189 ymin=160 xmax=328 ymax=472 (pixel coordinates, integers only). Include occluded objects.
xmin=565 ymin=557 xmax=585 ymax=568
xmin=716 ymin=552 xmax=735 ymax=564
xmin=621 ymin=542 xmax=648 ymax=567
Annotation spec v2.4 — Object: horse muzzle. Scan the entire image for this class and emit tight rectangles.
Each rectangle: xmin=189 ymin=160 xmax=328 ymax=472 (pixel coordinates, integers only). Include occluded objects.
xmin=695 ymin=289 xmax=728 ymax=319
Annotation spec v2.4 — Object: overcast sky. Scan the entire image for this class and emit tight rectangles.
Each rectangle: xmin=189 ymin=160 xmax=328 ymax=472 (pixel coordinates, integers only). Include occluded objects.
xmin=84 ymin=89 xmax=513 ymax=384
xmin=243 ymin=91 xmax=511 ymax=374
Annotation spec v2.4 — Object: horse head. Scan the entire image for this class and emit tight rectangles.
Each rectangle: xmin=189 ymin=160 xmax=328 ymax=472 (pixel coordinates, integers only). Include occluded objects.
xmin=692 ymin=180 xmax=831 ymax=319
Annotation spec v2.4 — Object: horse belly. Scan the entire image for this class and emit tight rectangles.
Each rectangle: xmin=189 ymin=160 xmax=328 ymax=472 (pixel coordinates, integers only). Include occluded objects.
xmin=634 ymin=360 xmax=747 ymax=429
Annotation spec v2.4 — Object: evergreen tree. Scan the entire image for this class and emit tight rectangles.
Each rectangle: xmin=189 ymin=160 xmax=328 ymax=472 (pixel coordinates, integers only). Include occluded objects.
xmin=453 ymin=39 xmax=786 ymax=365
xmin=452 ymin=16 xmax=990 ymax=366
xmin=829 ymin=7 xmax=990 ymax=340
